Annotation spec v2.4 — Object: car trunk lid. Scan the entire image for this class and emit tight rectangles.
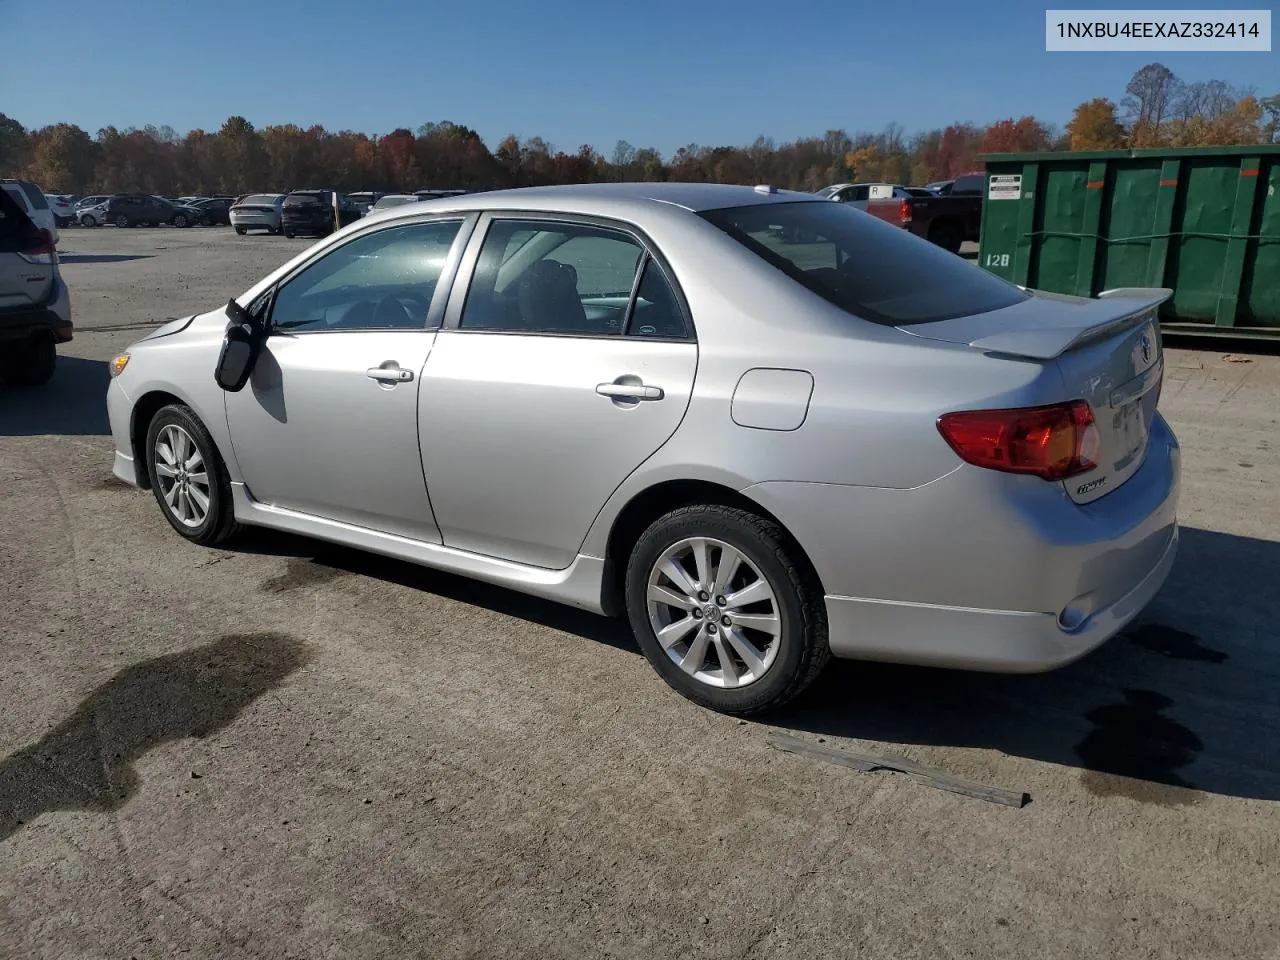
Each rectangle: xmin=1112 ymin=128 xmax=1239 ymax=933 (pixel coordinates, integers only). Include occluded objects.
xmin=904 ymin=287 xmax=1170 ymax=504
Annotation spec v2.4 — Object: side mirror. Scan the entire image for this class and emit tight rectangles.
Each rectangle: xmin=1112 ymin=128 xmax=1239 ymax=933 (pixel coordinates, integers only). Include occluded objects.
xmin=214 ymin=298 xmax=265 ymax=392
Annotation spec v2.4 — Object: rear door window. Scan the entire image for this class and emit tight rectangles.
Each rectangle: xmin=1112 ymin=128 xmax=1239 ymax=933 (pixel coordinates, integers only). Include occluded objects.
xmin=700 ymin=200 xmax=1025 ymax=325
xmin=460 ymin=219 xmax=649 ymax=336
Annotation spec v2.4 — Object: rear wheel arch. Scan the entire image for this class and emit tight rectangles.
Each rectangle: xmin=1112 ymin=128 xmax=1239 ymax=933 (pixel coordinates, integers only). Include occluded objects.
xmin=600 ymin=478 xmax=826 ymax=617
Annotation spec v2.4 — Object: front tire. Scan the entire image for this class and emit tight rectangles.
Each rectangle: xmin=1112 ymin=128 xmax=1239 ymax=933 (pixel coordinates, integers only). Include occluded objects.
xmin=144 ymin=404 xmax=239 ymax=546
xmin=173 ymin=214 xmax=188 ymax=228
xmin=625 ymin=504 xmax=829 ymax=715
xmin=235 ymin=226 xmax=246 ymax=235
xmin=80 ymin=214 xmax=98 ymax=227
xmin=115 ymin=215 xmax=130 ymax=228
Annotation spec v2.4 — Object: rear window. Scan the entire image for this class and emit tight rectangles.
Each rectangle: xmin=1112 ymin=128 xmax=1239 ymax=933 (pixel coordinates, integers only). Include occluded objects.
xmin=285 ymin=192 xmax=328 ymax=207
xmin=241 ymin=194 xmax=281 ymax=205
xmin=16 ymin=182 xmax=49 ymax=209
xmin=699 ymin=200 xmax=1026 ymax=325
xmin=950 ymin=174 xmax=985 ymax=195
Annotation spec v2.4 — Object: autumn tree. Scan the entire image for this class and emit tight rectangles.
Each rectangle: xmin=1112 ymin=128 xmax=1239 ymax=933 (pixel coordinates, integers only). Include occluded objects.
xmin=980 ymin=116 xmax=1051 ymax=154
xmin=1066 ymin=98 xmax=1125 ymax=150
xmin=1123 ymin=63 xmax=1178 ymax=146
xmin=22 ymin=124 xmax=97 ymax=192
xmin=1263 ymin=94 xmax=1280 ymax=143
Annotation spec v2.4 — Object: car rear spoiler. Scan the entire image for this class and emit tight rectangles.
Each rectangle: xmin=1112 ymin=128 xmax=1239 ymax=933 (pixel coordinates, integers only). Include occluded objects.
xmin=967 ymin=288 xmax=1172 ymax=361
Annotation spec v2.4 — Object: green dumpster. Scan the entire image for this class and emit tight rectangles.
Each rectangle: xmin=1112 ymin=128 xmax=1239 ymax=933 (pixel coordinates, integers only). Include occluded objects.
xmin=977 ymin=145 xmax=1280 ymax=338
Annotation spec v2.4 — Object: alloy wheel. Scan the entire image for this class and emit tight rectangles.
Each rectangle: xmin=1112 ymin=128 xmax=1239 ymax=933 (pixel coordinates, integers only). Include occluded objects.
xmin=153 ymin=423 xmax=211 ymax=528
xmin=645 ymin=537 xmax=782 ymax=689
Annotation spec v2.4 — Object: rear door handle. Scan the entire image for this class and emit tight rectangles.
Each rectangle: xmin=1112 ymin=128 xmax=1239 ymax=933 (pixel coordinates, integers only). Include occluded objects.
xmin=596 ymin=382 xmax=664 ymax=401
xmin=366 ymin=365 xmax=413 ymax=383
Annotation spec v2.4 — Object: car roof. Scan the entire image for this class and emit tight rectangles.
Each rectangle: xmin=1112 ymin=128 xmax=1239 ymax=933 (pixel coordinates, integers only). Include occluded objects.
xmin=378 ymin=182 xmax=822 ymax=219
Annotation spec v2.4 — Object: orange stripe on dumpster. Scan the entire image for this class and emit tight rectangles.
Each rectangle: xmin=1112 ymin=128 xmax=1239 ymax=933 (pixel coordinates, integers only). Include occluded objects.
xmin=1241 ymin=169 xmax=1259 ymax=176
xmin=1086 ymin=180 xmax=1104 ymax=188
xmin=1159 ymin=179 xmax=1178 ymax=186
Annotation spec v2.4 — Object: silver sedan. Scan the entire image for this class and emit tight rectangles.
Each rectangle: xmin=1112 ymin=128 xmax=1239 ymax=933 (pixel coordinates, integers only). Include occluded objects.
xmin=105 ymin=183 xmax=1180 ymax=713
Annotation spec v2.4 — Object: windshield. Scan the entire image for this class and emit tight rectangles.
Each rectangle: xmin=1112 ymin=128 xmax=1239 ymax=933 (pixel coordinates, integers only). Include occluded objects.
xmin=699 ymin=200 xmax=1026 ymax=325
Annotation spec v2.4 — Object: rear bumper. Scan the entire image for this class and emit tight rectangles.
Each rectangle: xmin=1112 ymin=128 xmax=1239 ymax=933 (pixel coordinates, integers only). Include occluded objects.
xmin=824 ymin=522 xmax=1177 ymax=671
xmin=745 ymin=412 xmax=1181 ymax=672
xmin=281 ymin=216 xmax=334 ymax=234
xmin=0 ymin=278 xmax=72 ymax=343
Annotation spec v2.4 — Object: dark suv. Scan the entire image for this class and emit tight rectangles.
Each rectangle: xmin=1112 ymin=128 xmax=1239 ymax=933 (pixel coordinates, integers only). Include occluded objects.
xmin=102 ymin=194 xmax=184 ymax=227
xmin=281 ymin=190 xmax=361 ymax=238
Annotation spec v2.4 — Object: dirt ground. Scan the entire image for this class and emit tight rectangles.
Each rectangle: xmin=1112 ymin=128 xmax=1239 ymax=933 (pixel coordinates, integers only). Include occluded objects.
xmin=1 ymin=226 xmax=1278 ymax=960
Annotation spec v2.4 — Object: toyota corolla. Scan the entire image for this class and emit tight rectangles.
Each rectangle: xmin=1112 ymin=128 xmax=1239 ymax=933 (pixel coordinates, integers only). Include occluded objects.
xmin=105 ymin=183 xmax=1180 ymax=714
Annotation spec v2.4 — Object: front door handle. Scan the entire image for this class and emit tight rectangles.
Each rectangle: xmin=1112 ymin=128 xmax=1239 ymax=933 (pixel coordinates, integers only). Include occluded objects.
xmin=366 ymin=364 xmax=413 ymax=383
xmin=596 ymin=381 xmax=664 ymax=401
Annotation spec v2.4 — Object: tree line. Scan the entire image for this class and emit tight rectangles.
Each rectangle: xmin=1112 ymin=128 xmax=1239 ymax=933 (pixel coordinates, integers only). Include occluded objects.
xmin=2 ymin=64 xmax=1276 ymax=197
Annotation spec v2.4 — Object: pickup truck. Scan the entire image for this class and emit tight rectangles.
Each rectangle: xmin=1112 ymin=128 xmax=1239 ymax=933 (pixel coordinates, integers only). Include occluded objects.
xmin=861 ymin=172 xmax=985 ymax=253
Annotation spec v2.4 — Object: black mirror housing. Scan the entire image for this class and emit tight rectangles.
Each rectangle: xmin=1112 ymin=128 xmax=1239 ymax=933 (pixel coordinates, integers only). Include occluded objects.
xmin=214 ymin=299 xmax=265 ymax=392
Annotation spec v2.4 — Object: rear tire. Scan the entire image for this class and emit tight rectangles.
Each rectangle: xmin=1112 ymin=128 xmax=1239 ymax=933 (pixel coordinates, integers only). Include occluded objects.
xmin=0 ymin=334 xmax=56 ymax=386
xmin=235 ymin=226 xmax=247 ymax=235
xmin=115 ymin=215 xmax=130 ymax=228
xmin=80 ymin=214 xmax=98 ymax=227
xmin=144 ymin=404 xmax=240 ymax=546
xmin=625 ymin=504 xmax=829 ymax=715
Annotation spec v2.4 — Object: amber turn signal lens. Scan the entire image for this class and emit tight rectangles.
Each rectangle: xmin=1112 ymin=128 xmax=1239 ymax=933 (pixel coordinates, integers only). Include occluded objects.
xmin=110 ymin=353 xmax=130 ymax=376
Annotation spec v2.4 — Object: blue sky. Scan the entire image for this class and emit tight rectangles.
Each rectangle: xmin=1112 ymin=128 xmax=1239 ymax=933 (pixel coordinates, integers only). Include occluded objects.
xmin=4 ymin=0 xmax=1275 ymax=155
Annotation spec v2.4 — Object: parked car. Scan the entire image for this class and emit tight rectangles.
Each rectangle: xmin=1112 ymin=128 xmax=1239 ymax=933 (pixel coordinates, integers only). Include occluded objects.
xmin=280 ymin=190 xmax=360 ymax=237
xmin=366 ymin=194 xmax=420 ymax=215
xmin=168 ymin=201 xmax=208 ymax=228
xmin=45 ymin=194 xmax=77 ymax=228
xmin=101 ymin=194 xmax=186 ymax=227
xmin=346 ymin=192 xmax=384 ymax=215
xmin=0 ymin=186 xmax=71 ymax=385
xmin=77 ymin=200 xmax=111 ymax=227
xmin=861 ymin=176 xmax=985 ymax=252
xmin=187 ymin=197 xmax=232 ymax=226
xmin=820 ymin=182 xmax=901 ymax=209
xmin=1 ymin=180 xmax=59 ymax=245
xmin=105 ymin=183 xmax=1179 ymax=715
xmin=230 ymin=194 xmax=285 ymax=234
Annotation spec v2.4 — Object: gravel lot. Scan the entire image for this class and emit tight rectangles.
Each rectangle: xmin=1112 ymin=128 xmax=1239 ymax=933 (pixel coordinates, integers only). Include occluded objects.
xmin=2 ymin=227 xmax=1278 ymax=959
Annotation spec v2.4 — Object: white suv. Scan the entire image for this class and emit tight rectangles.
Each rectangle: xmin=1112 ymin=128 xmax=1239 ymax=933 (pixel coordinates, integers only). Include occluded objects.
xmin=0 ymin=186 xmax=72 ymax=385
xmin=1 ymin=180 xmax=59 ymax=245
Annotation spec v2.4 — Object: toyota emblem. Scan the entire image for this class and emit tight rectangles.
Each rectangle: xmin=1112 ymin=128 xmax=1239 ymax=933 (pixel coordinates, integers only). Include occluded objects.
xmin=1140 ymin=333 xmax=1151 ymax=364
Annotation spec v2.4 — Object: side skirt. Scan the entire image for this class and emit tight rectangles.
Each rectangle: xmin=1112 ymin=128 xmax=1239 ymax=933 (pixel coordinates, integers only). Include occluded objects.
xmin=230 ymin=482 xmax=610 ymax=614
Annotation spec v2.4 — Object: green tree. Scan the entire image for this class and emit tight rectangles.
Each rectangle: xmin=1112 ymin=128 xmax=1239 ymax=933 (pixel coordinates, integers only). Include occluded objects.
xmin=0 ymin=113 xmax=29 ymax=174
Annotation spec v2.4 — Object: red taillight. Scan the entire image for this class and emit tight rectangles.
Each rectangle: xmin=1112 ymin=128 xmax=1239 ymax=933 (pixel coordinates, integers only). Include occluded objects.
xmin=898 ymin=199 xmax=911 ymax=224
xmin=937 ymin=401 xmax=1100 ymax=481
xmin=18 ymin=228 xmax=55 ymax=263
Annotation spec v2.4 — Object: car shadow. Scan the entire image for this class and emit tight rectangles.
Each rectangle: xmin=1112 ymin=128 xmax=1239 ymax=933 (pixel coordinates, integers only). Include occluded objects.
xmin=0 ymin=632 xmax=309 ymax=842
xmin=0 ymin=356 xmax=110 ymax=436
xmin=57 ymin=254 xmax=153 ymax=264
xmin=242 ymin=525 xmax=1276 ymax=803
xmin=768 ymin=525 xmax=1280 ymax=804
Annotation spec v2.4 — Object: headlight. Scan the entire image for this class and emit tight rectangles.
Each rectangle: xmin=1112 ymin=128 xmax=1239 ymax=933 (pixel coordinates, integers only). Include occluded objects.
xmin=110 ymin=353 xmax=130 ymax=376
